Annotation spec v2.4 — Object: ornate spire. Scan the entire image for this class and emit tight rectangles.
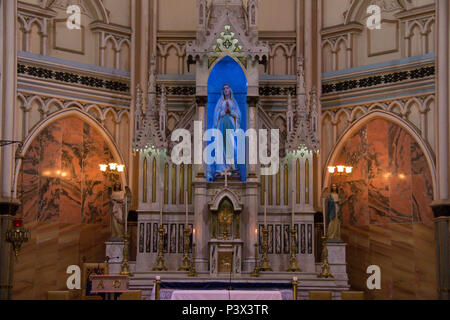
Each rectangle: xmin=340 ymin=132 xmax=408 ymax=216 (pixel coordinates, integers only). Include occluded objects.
xmin=147 ymin=54 xmax=157 ymax=116
xmin=285 ymin=57 xmax=320 ymax=153
xmin=159 ymin=85 xmax=167 ymax=139
xmin=133 ymin=61 xmax=167 ymax=153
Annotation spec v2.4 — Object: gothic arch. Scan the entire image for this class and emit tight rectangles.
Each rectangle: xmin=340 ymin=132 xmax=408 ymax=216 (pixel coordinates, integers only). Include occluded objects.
xmin=344 ymin=0 xmax=410 ymax=24
xmin=323 ymin=111 xmax=437 ymax=200
xmin=13 ymin=108 xmax=126 ymax=196
xmin=44 ymin=0 xmax=109 ymax=23
xmin=209 ymin=188 xmax=243 ymax=212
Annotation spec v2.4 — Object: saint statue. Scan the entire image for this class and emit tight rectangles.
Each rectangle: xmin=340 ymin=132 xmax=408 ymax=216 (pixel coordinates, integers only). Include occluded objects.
xmin=109 ymin=182 xmax=125 ymax=240
xmin=325 ymin=183 xmax=343 ymax=240
xmin=212 ymin=84 xmax=241 ymax=175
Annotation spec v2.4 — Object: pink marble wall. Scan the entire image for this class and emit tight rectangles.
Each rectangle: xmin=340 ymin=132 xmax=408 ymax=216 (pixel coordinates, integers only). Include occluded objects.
xmin=14 ymin=116 xmax=118 ymax=299
xmin=333 ymin=118 xmax=437 ymax=299
xmin=19 ymin=116 xmax=116 ymax=224
xmin=333 ymin=118 xmax=433 ymax=226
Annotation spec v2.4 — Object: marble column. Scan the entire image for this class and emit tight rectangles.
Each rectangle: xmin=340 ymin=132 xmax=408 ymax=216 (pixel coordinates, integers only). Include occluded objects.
xmin=434 ymin=217 xmax=449 ymax=300
xmin=193 ymin=96 xmax=208 ymax=271
xmin=436 ymin=0 xmax=449 ymax=201
xmin=243 ymin=97 xmax=259 ymax=271
xmin=431 ymin=0 xmax=450 ymax=301
xmin=0 ymin=0 xmax=18 ymax=301
xmin=1 ymin=0 xmax=17 ymax=199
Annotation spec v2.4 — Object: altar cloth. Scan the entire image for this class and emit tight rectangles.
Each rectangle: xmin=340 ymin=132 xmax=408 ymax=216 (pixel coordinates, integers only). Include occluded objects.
xmin=171 ymin=290 xmax=282 ymax=300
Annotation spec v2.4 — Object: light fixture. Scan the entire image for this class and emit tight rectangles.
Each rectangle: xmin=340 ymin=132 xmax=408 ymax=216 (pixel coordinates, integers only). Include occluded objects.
xmin=6 ymin=219 xmax=30 ymax=257
xmin=328 ymin=165 xmax=353 ymax=176
xmin=100 ymin=163 xmax=125 ymax=175
xmin=109 ymin=163 xmax=117 ymax=171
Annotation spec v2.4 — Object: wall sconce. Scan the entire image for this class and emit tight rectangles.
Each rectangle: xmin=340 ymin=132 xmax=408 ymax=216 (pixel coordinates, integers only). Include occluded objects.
xmin=328 ymin=165 xmax=353 ymax=176
xmin=99 ymin=163 xmax=125 ymax=175
xmin=6 ymin=219 xmax=30 ymax=257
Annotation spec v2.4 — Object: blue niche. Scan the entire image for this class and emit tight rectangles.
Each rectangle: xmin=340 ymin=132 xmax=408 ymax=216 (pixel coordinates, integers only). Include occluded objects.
xmin=206 ymin=56 xmax=247 ymax=182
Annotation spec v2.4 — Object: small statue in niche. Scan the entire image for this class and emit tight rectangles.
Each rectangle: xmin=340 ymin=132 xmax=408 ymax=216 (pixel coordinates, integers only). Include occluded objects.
xmin=217 ymin=199 xmax=234 ymax=240
xmin=324 ymin=183 xmax=344 ymax=240
xmin=109 ymin=182 xmax=125 ymax=240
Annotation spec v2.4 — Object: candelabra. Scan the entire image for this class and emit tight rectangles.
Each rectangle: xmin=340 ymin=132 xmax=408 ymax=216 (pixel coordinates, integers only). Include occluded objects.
xmin=287 ymin=228 xmax=301 ymax=272
xmin=259 ymin=227 xmax=272 ymax=271
xmin=250 ymin=243 xmax=260 ymax=277
xmin=152 ymin=227 xmax=168 ymax=271
xmin=318 ymin=236 xmax=333 ymax=278
xmin=120 ymin=232 xmax=131 ymax=275
xmin=178 ymin=227 xmax=192 ymax=271
xmin=188 ymin=243 xmax=198 ymax=277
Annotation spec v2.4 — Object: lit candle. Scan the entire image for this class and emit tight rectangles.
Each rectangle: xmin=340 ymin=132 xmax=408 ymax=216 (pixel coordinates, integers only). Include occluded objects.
xmin=185 ymin=190 xmax=188 ymax=225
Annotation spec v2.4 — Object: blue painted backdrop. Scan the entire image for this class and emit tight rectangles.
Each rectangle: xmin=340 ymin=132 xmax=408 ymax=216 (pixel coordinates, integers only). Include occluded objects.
xmin=206 ymin=56 xmax=247 ymax=181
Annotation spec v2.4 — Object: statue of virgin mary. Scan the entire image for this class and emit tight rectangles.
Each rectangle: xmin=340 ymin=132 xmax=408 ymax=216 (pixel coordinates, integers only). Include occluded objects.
xmin=212 ymin=84 xmax=241 ymax=175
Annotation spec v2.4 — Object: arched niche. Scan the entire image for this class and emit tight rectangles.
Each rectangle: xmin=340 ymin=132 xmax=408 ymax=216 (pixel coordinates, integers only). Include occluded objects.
xmin=324 ymin=111 xmax=436 ymax=225
xmin=206 ymin=56 xmax=248 ymax=181
xmin=209 ymin=197 xmax=241 ymax=240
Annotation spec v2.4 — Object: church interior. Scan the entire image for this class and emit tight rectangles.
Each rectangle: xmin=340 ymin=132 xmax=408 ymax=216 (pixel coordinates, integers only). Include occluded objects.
xmin=0 ymin=0 xmax=449 ymax=301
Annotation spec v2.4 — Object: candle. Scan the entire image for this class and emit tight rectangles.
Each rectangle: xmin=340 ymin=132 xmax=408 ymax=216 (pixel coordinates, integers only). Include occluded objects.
xmin=322 ymin=198 xmax=326 ymax=235
xmin=124 ymin=189 xmax=128 ymax=235
xmin=159 ymin=186 xmax=163 ymax=225
xmin=185 ymin=190 xmax=188 ymax=225
xmin=156 ymin=276 xmax=160 ymax=281
xmin=293 ymin=276 xmax=298 ymax=282
xmin=264 ymin=187 xmax=267 ymax=227
xmin=291 ymin=190 xmax=295 ymax=227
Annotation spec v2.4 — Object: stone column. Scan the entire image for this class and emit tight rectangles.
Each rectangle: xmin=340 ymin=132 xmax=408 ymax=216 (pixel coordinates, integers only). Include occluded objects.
xmin=242 ymin=97 xmax=259 ymax=271
xmin=193 ymin=96 xmax=208 ymax=271
xmin=1 ymin=0 xmax=17 ymax=199
xmin=431 ymin=0 xmax=450 ymax=300
xmin=434 ymin=217 xmax=449 ymax=300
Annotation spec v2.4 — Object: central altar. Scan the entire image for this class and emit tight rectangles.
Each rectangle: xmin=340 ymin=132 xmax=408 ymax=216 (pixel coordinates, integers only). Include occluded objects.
xmin=120 ymin=0 xmax=349 ymax=300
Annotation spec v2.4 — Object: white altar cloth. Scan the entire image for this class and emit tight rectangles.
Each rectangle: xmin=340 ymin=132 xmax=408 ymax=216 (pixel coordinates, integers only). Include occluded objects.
xmin=171 ymin=290 xmax=282 ymax=300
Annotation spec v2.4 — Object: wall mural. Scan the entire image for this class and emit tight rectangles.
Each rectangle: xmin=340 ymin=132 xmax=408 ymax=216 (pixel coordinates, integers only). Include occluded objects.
xmin=332 ymin=118 xmax=433 ymax=225
xmin=19 ymin=116 xmax=117 ymax=224
xmin=14 ymin=116 xmax=118 ymax=299
xmin=331 ymin=118 xmax=436 ymax=299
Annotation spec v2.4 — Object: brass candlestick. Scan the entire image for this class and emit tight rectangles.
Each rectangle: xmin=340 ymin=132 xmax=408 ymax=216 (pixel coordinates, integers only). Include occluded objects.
xmin=292 ymin=277 xmax=298 ymax=300
xmin=178 ymin=227 xmax=192 ymax=271
xmin=250 ymin=243 xmax=260 ymax=277
xmin=120 ymin=232 xmax=131 ymax=275
xmin=287 ymin=228 xmax=301 ymax=272
xmin=259 ymin=227 xmax=272 ymax=271
xmin=188 ymin=243 xmax=198 ymax=277
xmin=152 ymin=227 xmax=168 ymax=271
xmin=318 ymin=236 xmax=333 ymax=278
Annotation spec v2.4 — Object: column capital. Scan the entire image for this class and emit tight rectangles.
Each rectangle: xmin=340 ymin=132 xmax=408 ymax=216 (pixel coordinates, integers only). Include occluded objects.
xmin=431 ymin=199 xmax=450 ymax=218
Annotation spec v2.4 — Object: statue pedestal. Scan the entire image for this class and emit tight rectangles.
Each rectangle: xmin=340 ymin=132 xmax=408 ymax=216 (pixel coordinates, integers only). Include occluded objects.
xmin=326 ymin=240 xmax=349 ymax=284
xmin=105 ymin=240 xmax=124 ymax=274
